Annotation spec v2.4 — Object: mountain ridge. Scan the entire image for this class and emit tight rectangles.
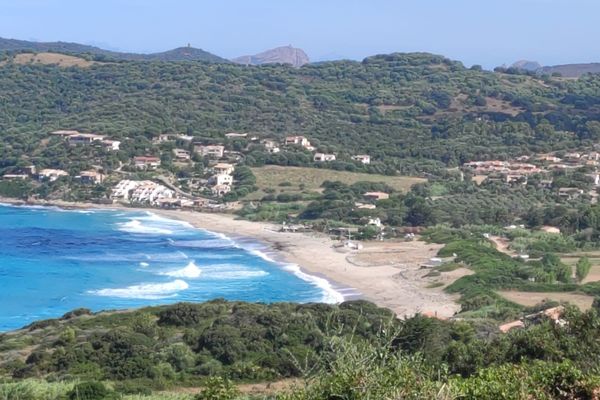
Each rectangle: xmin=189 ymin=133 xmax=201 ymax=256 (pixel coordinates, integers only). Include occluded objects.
xmin=0 ymin=37 xmax=229 ymax=63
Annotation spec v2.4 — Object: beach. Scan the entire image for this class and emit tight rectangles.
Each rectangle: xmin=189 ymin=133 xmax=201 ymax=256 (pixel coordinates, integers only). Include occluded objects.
xmin=0 ymin=198 xmax=462 ymax=318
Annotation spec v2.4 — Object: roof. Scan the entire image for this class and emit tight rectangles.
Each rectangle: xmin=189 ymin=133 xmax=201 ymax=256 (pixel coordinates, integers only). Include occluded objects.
xmin=214 ymin=163 xmax=234 ymax=169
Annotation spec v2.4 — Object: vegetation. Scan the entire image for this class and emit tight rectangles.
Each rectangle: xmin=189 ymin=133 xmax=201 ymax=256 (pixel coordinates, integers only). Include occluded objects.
xmin=5 ymin=301 xmax=600 ymax=398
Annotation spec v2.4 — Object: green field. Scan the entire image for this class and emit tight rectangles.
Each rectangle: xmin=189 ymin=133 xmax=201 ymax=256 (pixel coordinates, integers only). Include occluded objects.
xmin=247 ymin=166 xmax=425 ymax=200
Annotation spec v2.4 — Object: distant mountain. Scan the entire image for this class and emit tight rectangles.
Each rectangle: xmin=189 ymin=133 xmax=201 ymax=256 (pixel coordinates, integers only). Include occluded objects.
xmin=506 ymin=58 xmax=600 ymax=78
xmin=233 ymin=45 xmax=309 ymax=67
xmin=0 ymin=37 xmax=229 ymax=63
xmin=511 ymin=60 xmax=542 ymax=72
xmin=540 ymin=63 xmax=600 ymax=78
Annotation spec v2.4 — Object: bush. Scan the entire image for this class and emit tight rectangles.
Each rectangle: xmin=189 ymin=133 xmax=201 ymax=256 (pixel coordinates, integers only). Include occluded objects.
xmin=68 ymin=381 xmax=116 ymax=400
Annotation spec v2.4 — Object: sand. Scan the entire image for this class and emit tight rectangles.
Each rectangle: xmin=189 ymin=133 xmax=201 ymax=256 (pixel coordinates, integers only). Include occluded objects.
xmin=0 ymin=198 xmax=462 ymax=318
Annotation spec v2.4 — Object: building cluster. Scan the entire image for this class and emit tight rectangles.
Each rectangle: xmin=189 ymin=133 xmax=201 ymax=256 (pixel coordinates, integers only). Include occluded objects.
xmin=111 ymin=180 xmax=175 ymax=205
xmin=2 ymin=164 xmax=107 ymax=186
xmin=463 ymin=160 xmax=543 ymax=184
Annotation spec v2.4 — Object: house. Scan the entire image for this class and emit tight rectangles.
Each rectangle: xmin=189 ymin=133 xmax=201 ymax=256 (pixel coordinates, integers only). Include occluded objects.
xmin=352 ymin=155 xmax=371 ymax=164
xmin=364 ymin=191 xmax=390 ymax=201
xmin=173 ymin=149 xmax=191 ymax=160
xmin=225 ymin=132 xmax=247 ymax=139
xmin=50 ymin=129 xmax=80 ymax=138
xmin=102 ymin=140 xmax=121 ymax=151
xmin=176 ymin=134 xmax=194 ymax=142
xmin=213 ymin=163 xmax=235 ymax=175
xmin=285 ymin=135 xmax=314 ymax=150
xmin=210 ymin=174 xmax=233 ymax=186
xmin=194 ymin=144 xmax=225 ymax=158
xmin=262 ymin=139 xmax=280 ymax=153
xmin=558 ymin=187 xmax=584 ymax=200
xmin=314 ymin=153 xmax=336 ymax=162
xmin=133 ymin=156 xmax=161 ymax=170
xmin=152 ymin=134 xmax=174 ymax=144
xmin=537 ymin=155 xmax=562 ymax=163
xmin=38 ymin=169 xmax=69 ymax=182
xmin=355 ymin=202 xmax=377 ymax=210
xmin=212 ymin=184 xmax=232 ymax=196
xmin=68 ymin=133 xmax=106 ymax=145
xmin=2 ymin=174 xmax=29 ymax=180
xmin=77 ymin=170 xmax=105 ymax=185
xmin=367 ymin=217 xmax=383 ymax=228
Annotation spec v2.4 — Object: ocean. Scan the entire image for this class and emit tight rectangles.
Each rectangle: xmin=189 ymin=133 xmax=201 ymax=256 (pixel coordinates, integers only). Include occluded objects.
xmin=0 ymin=204 xmax=343 ymax=331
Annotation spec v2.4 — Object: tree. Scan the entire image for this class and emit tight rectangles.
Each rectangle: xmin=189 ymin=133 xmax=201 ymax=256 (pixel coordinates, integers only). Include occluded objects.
xmin=576 ymin=257 xmax=592 ymax=282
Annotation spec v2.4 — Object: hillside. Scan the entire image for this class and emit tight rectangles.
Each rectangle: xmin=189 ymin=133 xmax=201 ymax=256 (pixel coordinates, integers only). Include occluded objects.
xmin=3 ymin=300 xmax=600 ymax=398
xmin=233 ymin=45 xmax=309 ymax=67
xmin=1 ymin=51 xmax=599 ymax=175
xmin=0 ymin=37 xmax=229 ymax=63
xmin=540 ymin=62 xmax=600 ymax=78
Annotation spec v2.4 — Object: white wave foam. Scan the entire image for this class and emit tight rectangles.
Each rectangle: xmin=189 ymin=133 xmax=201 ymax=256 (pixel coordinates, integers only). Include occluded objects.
xmin=247 ymin=248 xmax=277 ymax=263
xmin=117 ymin=219 xmax=173 ymax=235
xmin=139 ymin=262 xmax=149 ymax=267
xmin=203 ymin=270 xmax=268 ymax=279
xmin=283 ymin=264 xmax=345 ymax=304
xmin=141 ymin=212 xmax=195 ymax=229
xmin=90 ymin=279 xmax=189 ymax=299
xmin=159 ymin=261 xmax=202 ymax=278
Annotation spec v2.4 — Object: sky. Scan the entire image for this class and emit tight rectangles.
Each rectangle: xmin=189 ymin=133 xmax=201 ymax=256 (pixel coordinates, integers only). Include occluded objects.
xmin=1 ymin=0 xmax=599 ymax=68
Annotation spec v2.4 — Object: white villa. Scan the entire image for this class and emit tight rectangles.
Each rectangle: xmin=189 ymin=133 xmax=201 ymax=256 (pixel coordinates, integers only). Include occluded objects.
xmin=314 ymin=153 xmax=336 ymax=162
xmin=194 ymin=144 xmax=225 ymax=158
xmin=352 ymin=155 xmax=371 ymax=164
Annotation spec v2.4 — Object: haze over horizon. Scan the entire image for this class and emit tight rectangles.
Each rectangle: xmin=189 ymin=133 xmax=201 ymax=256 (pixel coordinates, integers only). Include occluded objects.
xmin=1 ymin=0 xmax=600 ymax=68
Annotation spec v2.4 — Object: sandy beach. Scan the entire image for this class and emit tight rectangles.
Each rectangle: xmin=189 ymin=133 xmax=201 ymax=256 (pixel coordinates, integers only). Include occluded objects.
xmin=0 ymin=198 xmax=463 ymax=318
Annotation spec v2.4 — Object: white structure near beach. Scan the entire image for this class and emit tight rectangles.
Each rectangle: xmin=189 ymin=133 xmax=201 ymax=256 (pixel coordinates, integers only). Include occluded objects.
xmin=111 ymin=180 xmax=175 ymax=205
xmin=38 ymin=169 xmax=69 ymax=182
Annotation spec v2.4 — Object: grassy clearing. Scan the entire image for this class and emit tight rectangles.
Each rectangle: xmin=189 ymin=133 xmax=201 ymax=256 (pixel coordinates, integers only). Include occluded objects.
xmin=247 ymin=166 xmax=425 ymax=200
xmin=497 ymin=290 xmax=595 ymax=310
xmin=9 ymin=53 xmax=97 ymax=68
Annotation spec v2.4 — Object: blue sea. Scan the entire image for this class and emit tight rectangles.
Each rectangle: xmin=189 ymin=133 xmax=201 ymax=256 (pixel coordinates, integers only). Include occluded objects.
xmin=0 ymin=204 xmax=343 ymax=331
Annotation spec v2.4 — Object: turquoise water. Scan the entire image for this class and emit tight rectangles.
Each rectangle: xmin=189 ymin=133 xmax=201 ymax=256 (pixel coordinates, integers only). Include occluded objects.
xmin=0 ymin=204 xmax=342 ymax=331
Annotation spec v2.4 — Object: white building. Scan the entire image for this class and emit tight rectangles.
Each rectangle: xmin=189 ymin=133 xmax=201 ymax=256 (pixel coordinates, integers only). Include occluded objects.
xmin=173 ymin=149 xmax=191 ymax=160
xmin=210 ymin=174 xmax=233 ymax=186
xmin=314 ymin=153 xmax=336 ymax=162
xmin=133 ymin=156 xmax=161 ymax=170
xmin=68 ymin=133 xmax=106 ymax=145
xmin=194 ymin=144 xmax=225 ymax=158
xmin=38 ymin=169 xmax=69 ymax=182
xmin=352 ymin=155 xmax=371 ymax=164
xmin=285 ymin=135 xmax=314 ymax=150
xmin=262 ymin=139 xmax=280 ymax=153
xmin=102 ymin=140 xmax=121 ymax=151
xmin=213 ymin=163 xmax=235 ymax=175
xmin=111 ymin=180 xmax=175 ymax=205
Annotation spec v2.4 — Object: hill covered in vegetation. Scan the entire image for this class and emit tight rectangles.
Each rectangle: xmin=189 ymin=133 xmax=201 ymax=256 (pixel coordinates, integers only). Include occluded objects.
xmin=3 ymin=300 xmax=600 ymax=398
xmin=0 ymin=37 xmax=229 ymax=63
xmin=1 ymin=51 xmax=600 ymax=175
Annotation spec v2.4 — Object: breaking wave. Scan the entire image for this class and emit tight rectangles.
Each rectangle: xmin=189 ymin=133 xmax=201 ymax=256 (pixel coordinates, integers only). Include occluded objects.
xmin=90 ymin=280 xmax=189 ymax=299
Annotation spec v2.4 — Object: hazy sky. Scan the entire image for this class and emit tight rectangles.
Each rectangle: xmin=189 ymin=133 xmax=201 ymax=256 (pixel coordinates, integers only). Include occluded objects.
xmin=1 ymin=0 xmax=598 ymax=68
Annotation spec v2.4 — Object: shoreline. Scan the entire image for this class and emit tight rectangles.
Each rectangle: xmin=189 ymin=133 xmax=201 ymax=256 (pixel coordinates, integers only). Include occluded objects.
xmin=0 ymin=197 xmax=461 ymax=318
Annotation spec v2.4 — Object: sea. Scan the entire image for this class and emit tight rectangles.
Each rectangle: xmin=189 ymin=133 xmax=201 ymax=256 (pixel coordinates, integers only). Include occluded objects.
xmin=0 ymin=204 xmax=344 ymax=331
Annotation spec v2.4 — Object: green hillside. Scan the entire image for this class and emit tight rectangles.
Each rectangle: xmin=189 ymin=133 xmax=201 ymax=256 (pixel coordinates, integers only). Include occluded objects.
xmin=3 ymin=300 xmax=600 ymax=399
xmin=1 ymin=52 xmax=600 ymax=174
xmin=0 ymin=37 xmax=229 ymax=63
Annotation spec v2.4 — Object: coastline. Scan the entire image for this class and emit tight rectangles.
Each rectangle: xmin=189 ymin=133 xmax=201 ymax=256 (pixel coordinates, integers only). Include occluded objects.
xmin=0 ymin=197 xmax=461 ymax=318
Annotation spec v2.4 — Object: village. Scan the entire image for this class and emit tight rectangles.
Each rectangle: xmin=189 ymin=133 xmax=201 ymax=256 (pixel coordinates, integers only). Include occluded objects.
xmin=462 ymin=150 xmax=600 ymax=201
xmin=1 ymin=130 xmax=374 ymax=212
